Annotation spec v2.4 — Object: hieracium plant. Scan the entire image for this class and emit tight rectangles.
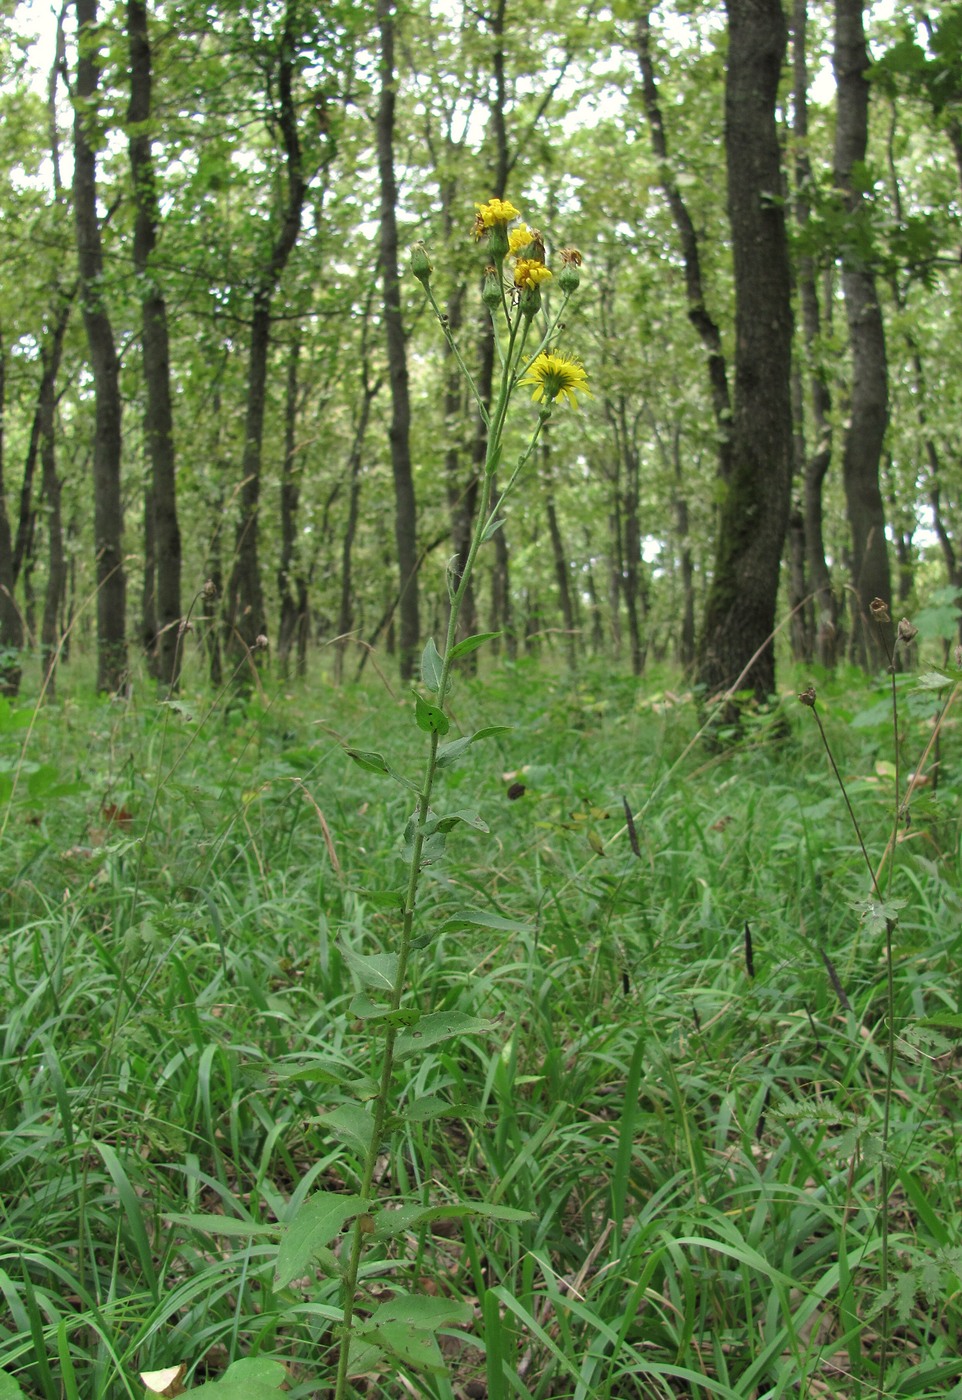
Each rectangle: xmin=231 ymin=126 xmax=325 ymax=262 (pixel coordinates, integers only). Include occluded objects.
xmin=276 ymin=198 xmax=590 ymax=1397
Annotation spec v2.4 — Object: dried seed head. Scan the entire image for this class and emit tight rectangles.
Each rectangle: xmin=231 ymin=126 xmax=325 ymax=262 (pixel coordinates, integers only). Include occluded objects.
xmin=798 ymin=685 xmax=817 ymax=708
xmin=870 ymin=597 xmax=891 ymax=623
xmin=203 ymin=578 xmax=218 ymax=601
xmin=897 ymin=617 xmax=918 ymax=644
xmin=255 ymin=634 xmax=269 ymax=650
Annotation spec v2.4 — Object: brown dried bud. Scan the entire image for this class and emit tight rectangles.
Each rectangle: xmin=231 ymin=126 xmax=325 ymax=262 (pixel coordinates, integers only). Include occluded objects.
xmin=870 ymin=598 xmax=891 ymax=623
xmin=203 ymin=578 xmax=218 ymax=601
xmin=255 ymin=634 xmax=269 ymax=650
xmin=897 ymin=617 xmax=918 ymax=644
xmin=798 ymin=685 xmax=817 ymax=707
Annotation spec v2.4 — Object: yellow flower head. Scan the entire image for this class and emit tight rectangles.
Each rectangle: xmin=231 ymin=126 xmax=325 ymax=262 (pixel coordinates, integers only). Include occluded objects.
xmin=473 ymin=197 xmax=521 ymax=243
xmin=519 ymin=352 xmax=592 ymax=410
xmin=513 ymin=259 xmax=553 ymax=291
xmin=508 ymin=223 xmax=536 ymax=256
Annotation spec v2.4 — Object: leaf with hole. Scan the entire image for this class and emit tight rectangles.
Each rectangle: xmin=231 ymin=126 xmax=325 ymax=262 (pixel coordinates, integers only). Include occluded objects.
xmin=350 ymin=992 xmax=421 ymax=1028
xmin=395 ymin=1011 xmax=496 ymax=1059
xmin=414 ymin=693 xmax=449 ymax=735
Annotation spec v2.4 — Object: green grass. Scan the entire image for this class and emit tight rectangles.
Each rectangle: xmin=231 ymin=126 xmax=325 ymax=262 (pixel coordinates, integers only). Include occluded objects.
xmin=2 ymin=656 xmax=962 ymax=1397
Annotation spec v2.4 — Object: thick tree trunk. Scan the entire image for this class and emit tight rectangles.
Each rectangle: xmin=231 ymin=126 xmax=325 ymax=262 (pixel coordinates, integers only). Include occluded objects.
xmin=74 ymin=0 xmax=127 ymax=692
xmin=0 ymin=330 xmax=22 ymax=695
xmin=128 ymin=0 xmax=181 ymax=690
xmin=377 ymin=0 xmax=420 ymax=680
xmin=696 ymin=0 xmax=794 ymax=705
xmin=834 ymin=0 xmax=892 ymax=669
xmin=225 ymin=3 xmax=306 ymax=666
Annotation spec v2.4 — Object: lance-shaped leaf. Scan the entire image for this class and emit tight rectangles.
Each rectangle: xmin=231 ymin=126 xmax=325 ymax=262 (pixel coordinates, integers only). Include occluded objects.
xmin=420 ymin=638 xmax=444 ymax=692
xmin=340 ymin=943 xmax=398 ymax=992
xmin=395 ymin=1011 xmax=496 ymax=1059
xmin=275 ymin=1191 xmax=366 ymax=1287
xmin=350 ymin=992 xmax=421 ymax=1028
xmin=436 ymin=724 xmax=512 ymax=769
xmin=374 ymin=1199 xmax=535 ymax=1240
xmin=449 ymin=631 xmax=502 ymax=661
xmin=414 ymin=692 xmax=449 ymax=735
xmin=315 ymin=1103 xmax=375 ymax=1155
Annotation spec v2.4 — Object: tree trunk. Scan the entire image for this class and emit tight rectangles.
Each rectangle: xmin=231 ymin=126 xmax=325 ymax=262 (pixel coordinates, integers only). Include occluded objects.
xmin=128 ymin=0 xmax=181 ymax=690
xmin=377 ymin=0 xmax=420 ymax=680
xmin=0 ymin=329 xmax=22 ymax=695
xmin=277 ymin=339 xmax=303 ymax=678
xmin=40 ymin=327 xmax=68 ymax=699
xmin=792 ymin=0 xmax=837 ymax=666
xmin=541 ymin=433 xmax=577 ymax=671
xmin=635 ymin=9 xmax=733 ymax=483
xmin=74 ymin=0 xmax=127 ymax=693
xmin=696 ymin=0 xmax=794 ymax=705
xmin=225 ymin=3 xmax=307 ymax=667
xmin=834 ymin=0 xmax=892 ymax=668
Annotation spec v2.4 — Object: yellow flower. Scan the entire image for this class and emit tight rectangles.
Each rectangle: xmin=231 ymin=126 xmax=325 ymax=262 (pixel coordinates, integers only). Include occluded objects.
xmin=475 ymin=197 xmax=521 ymax=228
xmin=519 ymin=352 xmax=592 ymax=410
xmin=508 ymin=223 xmax=535 ymax=256
xmin=513 ymin=259 xmax=553 ymax=291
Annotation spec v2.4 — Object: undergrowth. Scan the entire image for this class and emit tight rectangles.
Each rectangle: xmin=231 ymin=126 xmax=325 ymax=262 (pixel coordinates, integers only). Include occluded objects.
xmin=1 ymin=651 xmax=961 ymax=1398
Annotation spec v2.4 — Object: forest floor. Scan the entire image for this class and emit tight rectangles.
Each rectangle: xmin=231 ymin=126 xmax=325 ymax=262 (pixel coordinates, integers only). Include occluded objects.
xmin=2 ymin=654 xmax=962 ymax=1399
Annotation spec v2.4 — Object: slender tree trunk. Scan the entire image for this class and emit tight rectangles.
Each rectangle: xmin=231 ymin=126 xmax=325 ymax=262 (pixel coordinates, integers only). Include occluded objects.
xmin=792 ymin=0 xmax=837 ymax=666
xmin=335 ymin=346 xmax=380 ymax=684
xmin=696 ymin=0 xmax=794 ymax=705
xmin=74 ymin=0 xmax=127 ymax=693
xmin=40 ymin=328 xmax=67 ymax=699
xmin=277 ymin=339 xmax=302 ymax=678
xmin=128 ymin=0 xmax=181 ymax=690
xmin=834 ymin=0 xmax=892 ymax=668
xmin=541 ymin=433 xmax=577 ymax=670
xmin=635 ymin=9 xmax=732 ymax=483
xmin=226 ymin=3 xmax=307 ymax=666
xmin=377 ymin=0 xmax=420 ymax=679
xmin=0 ymin=329 xmax=22 ymax=695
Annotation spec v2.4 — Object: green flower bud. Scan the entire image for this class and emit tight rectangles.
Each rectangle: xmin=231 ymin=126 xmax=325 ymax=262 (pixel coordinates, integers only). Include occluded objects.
xmin=481 ymin=265 xmax=502 ymax=310
xmin=410 ymin=241 xmax=432 ymax=285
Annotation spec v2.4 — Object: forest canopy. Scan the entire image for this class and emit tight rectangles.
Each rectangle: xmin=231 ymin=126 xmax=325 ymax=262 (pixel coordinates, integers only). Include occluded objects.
xmin=0 ymin=0 xmax=960 ymax=699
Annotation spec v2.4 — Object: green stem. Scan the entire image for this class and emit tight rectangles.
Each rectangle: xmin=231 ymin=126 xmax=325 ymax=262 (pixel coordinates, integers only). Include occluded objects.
xmin=333 ymin=292 xmax=537 ymax=1400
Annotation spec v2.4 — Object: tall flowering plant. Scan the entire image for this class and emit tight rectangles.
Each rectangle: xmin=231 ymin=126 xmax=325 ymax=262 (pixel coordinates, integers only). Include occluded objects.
xmin=278 ymin=198 xmax=590 ymax=1398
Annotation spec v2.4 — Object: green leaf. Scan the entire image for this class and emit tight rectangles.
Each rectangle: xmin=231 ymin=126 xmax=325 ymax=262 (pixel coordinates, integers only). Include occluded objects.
xmin=374 ymin=1200 xmax=534 ymax=1239
xmin=364 ymin=1322 xmax=445 ymax=1373
xmin=414 ymin=693 xmax=449 ymax=735
xmin=316 ymin=1104 xmax=375 ymax=1155
xmin=395 ymin=1011 xmax=496 ymax=1059
xmin=403 ymin=1094 xmax=480 ymax=1124
xmin=340 ymin=944 xmax=398 ymax=992
xmin=427 ymin=808 xmax=489 ymax=835
xmin=182 ymin=1357 xmax=289 ymax=1397
xmin=481 ymin=516 xmax=505 ymax=542
xmin=168 ymin=1213 xmax=279 ymax=1238
xmin=449 ymin=631 xmax=501 ymax=661
xmin=345 ymin=748 xmax=391 ymax=775
xmin=275 ymin=1191 xmax=365 ymax=1288
xmin=371 ymin=1293 xmax=473 ymax=1330
xmin=350 ymin=992 xmax=421 ymax=1028
xmin=0 ymin=1373 xmax=26 ymax=1399
xmin=916 ymin=670 xmax=954 ymax=691
xmin=436 ymin=724 xmax=512 ymax=770
xmin=441 ymin=908 xmax=530 ymax=934
xmin=420 ymin=638 xmax=444 ymax=692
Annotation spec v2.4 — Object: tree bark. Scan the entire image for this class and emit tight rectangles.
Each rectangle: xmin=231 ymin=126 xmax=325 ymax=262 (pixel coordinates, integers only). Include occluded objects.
xmin=635 ymin=9 xmax=733 ymax=483
xmin=128 ymin=0 xmax=182 ymax=690
xmin=541 ymin=432 xmax=577 ymax=671
xmin=277 ymin=339 xmax=304 ymax=678
xmin=40 ymin=322 xmax=69 ymax=699
xmin=696 ymin=0 xmax=794 ymax=706
xmin=225 ymin=2 xmax=307 ymax=666
xmin=377 ymin=0 xmax=420 ymax=680
xmin=0 ymin=328 xmax=22 ymax=695
xmin=793 ymin=0 xmax=837 ymax=666
xmin=834 ymin=0 xmax=892 ymax=668
xmin=74 ymin=0 xmax=127 ymax=693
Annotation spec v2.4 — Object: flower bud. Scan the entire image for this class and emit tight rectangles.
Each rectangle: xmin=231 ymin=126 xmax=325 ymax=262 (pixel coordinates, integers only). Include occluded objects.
xmin=481 ymin=265 xmax=502 ymax=310
xmin=870 ymin=598 xmax=890 ymax=623
xmin=410 ymin=241 xmax=432 ymax=286
xmin=897 ymin=617 xmax=918 ymax=644
xmin=798 ymin=685 xmax=816 ymax=707
xmin=558 ymin=247 xmax=583 ymax=293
